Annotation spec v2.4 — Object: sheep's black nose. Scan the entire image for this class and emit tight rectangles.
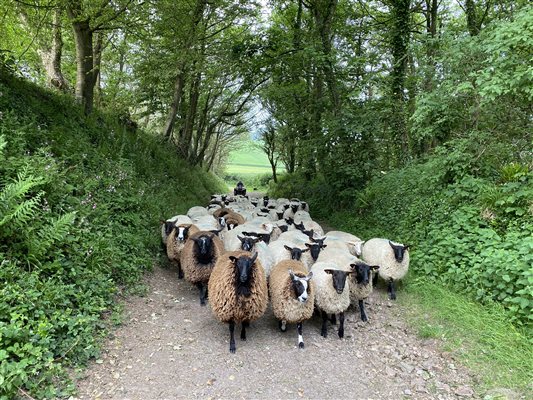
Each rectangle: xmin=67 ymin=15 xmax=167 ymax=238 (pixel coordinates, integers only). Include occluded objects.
xmin=240 ymin=275 xmax=248 ymax=283
xmin=336 ymin=289 xmax=343 ymax=294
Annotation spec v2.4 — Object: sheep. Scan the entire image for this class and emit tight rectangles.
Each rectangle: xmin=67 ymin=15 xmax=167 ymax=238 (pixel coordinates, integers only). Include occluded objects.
xmin=191 ymin=215 xmax=222 ymax=231
xmin=359 ymin=238 xmax=410 ymax=300
xmin=293 ymin=210 xmax=312 ymax=223
xmin=349 ymin=261 xmax=380 ymax=322
xmin=310 ymin=261 xmax=353 ymax=339
xmin=269 ymin=260 xmax=314 ymax=348
xmin=180 ymin=230 xmax=225 ymax=305
xmin=166 ymin=223 xmax=199 ymax=278
xmin=160 ymin=215 xmax=193 ymax=247
xmin=294 ymin=220 xmax=325 ymax=237
xmin=187 ymin=206 xmax=209 ymax=220
xmin=268 ymin=241 xmax=310 ymax=269
xmin=208 ymin=251 xmax=268 ymax=353
xmin=325 ymin=231 xmax=363 ymax=255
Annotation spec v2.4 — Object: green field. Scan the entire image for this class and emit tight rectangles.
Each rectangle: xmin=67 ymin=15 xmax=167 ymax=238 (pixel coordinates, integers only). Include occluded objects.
xmin=224 ymin=140 xmax=284 ymax=189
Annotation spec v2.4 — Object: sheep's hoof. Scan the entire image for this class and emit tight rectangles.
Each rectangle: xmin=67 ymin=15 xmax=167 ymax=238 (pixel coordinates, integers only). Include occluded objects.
xmin=178 ymin=272 xmax=184 ymax=279
xmin=298 ymin=342 xmax=305 ymax=349
xmin=361 ymin=315 xmax=368 ymax=322
xmin=389 ymin=293 xmax=396 ymax=300
xmin=230 ymin=346 xmax=236 ymax=354
xmin=320 ymin=330 xmax=327 ymax=338
xmin=200 ymin=299 xmax=206 ymax=306
xmin=338 ymin=329 xmax=344 ymax=338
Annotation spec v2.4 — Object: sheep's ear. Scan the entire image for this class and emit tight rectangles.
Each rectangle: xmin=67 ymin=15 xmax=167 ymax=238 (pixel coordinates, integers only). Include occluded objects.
xmin=229 ymin=256 xmax=238 ymax=264
xmin=305 ymin=243 xmax=311 ymax=248
xmin=250 ymin=252 xmax=258 ymax=263
xmin=242 ymin=231 xmax=249 ymax=236
xmin=305 ymin=271 xmax=313 ymax=281
xmin=403 ymin=244 xmax=411 ymax=251
xmin=238 ymin=235 xmax=245 ymax=242
xmin=349 ymin=263 xmax=357 ymax=270
xmin=371 ymin=265 xmax=380 ymax=270
xmin=321 ymin=244 xmax=327 ymax=249
xmin=284 ymin=245 xmax=293 ymax=251
xmin=288 ymin=269 xmax=296 ymax=279
xmin=301 ymin=247 xmax=309 ymax=253
xmin=324 ymin=269 xmax=333 ymax=275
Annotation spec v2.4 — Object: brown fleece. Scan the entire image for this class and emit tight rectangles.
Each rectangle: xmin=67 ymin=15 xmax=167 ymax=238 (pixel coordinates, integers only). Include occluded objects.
xmin=179 ymin=230 xmax=224 ymax=284
xmin=208 ymin=250 xmax=268 ymax=323
xmin=269 ymin=260 xmax=315 ymax=324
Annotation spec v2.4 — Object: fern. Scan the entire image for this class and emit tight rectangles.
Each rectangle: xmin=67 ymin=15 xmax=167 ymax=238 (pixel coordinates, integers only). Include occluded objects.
xmin=0 ymin=165 xmax=45 ymax=229
xmin=30 ymin=212 xmax=77 ymax=258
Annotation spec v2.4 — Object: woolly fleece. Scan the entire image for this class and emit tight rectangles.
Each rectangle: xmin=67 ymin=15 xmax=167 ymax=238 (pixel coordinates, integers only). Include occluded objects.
xmin=269 ymin=260 xmax=315 ymax=324
xmin=208 ymin=251 xmax=268 ymax=323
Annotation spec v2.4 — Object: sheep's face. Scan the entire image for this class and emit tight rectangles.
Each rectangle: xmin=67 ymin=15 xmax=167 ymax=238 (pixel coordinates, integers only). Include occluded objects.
xmin=283 ymin=204 xmax=290 ymax=210
xmin=290 ymin=204 xmax=299 ymax=213
xmin=284 ymin=245 xmax=308 ymax=261
xmin=305 ymin=241 xmax=327 ymax=261
xmin=324 ymin=269 xmax=352 ymax=294
xmin=229 ymin=253 xmax=258 ymax=296
xmin=217 ymin=217 xmax=226 ymax=228
xmin=388 ymin=241 xmax=410 ymax=263
xmin=285 ymin=217 xmax=294 ymax=225
xmin=177 ymin=225 xmax=190 ymax=242
xmin=263 ymin=198 xmax=269 ymax=207
xmin=193 ymin=235 xmax=213 ymax=257
xmin=289 ymin=270 xmax=313 ymax=303
xmin=294 ymin=222 xmax=305 ymax=231
xmin=350 ymin=262 xmax=380 ymax=285
xmin=279 ymin=224 xmax=288 ymax=233
xmin=238 ymin=235 xmax=258 ymax=252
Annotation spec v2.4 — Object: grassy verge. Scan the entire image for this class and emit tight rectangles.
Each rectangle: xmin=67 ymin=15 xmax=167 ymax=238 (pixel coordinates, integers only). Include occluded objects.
xmin=400 ymin=278 xmax=533 ymax=395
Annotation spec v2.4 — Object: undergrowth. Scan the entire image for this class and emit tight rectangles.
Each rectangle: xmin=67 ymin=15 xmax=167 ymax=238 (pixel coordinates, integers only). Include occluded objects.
xmin=0 ymin=74 xmax=225 ymax=399
xmin=401 ymin=279 xmax=533 ymax=395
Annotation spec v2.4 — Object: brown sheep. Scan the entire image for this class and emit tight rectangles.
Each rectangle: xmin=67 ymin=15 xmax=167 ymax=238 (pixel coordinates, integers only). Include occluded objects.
xmin=180 ymin=230 xmax=224 ymax=305
xmin=208 ymin=251 xmax=268 ymax=353
xmin=269 ymin=260 xmax=314 ymax=348
xmin=166 ymin=223 xmax=199 ymax=279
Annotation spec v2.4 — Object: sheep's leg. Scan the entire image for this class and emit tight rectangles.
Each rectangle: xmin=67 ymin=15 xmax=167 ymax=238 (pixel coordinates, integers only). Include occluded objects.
xmin=338 ymin=312 xmax=345 ymax=338
xmin=297 ymin=322 xmax=304 ymax=349
xmin=388 ymin=278 xmax=396 ymax=300
xmin=359 ymin=299 xmax=368 ymax=322
xmin=372 ymin=271 xmax=378 ymax=287
xmin=279 ymin=320 xmax=287 ymax=332
xmin=229 ymin=321 xmax=236 ymax=353
xmin=329 ymin=314 xmax=337 ymax=325
xmin=321 ymin=311 xmax=328 ymax=338
xmin=177 ymin=262 xmax=184 ymax=279
xmin=240 ymin=321 xmax=249 ymax=341
xmin=196 ymin=283 xmax=207 ymax=306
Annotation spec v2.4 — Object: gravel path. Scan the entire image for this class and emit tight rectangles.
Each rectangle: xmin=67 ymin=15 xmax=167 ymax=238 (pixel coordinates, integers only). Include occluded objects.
xmin=74 ymin=264 xmax=479 ymax=399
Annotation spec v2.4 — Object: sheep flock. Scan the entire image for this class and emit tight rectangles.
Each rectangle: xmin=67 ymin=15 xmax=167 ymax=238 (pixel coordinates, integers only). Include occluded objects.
xmin=161 ymin=188 xmax=410 ymax=353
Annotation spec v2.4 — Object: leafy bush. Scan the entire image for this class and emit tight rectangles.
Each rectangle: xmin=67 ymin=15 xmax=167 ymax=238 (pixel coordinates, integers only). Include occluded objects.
xmin=0 ymin=75 xmax=225 ymax=399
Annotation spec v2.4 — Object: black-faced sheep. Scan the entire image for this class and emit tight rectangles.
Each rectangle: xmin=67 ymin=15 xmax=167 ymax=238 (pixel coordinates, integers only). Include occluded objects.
xmin=180 ymin=231 xmax=225 ymax=305
xmin=269 ymin=260 xmax=314 ymax=348
xmin=359 ymin=238 xmax=410 ymax=300
xmin=310 ymin=261 xmax=353 ymax=339
xmin=208 ymin=251 xmax=268 ymax=353
xmin=349 ymin=261 xmax=380 ymax=322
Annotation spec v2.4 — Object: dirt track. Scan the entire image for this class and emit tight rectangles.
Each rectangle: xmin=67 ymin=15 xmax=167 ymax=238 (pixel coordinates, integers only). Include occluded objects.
xmin=74 ymin=263 xmax=480 ymax=400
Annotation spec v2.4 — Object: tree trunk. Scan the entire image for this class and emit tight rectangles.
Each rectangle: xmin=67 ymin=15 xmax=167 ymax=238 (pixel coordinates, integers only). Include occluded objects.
xmin=162 ymin=69 xmax=186 ymax=141
xmin=67 ymin=5 xmax=96 ymax=115
xmin=180 ymin=72 xmax=201 ymax=160
xmin=465 ymin=0 xmax=480 ymax=36
xmin=390 ymin=0 xmax=412 ymax=160
xmin=93 ymin=32 xmax=104 ymax=106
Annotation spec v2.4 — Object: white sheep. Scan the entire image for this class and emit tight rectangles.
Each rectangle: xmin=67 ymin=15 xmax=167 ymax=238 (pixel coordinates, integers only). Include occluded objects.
xmin=359 ymin=238 xmax=410 ymax=300
xmin=187 ymin=206 xmax=208 ymax=220
xmin=310 ymin=261 xmax=353 ymax=339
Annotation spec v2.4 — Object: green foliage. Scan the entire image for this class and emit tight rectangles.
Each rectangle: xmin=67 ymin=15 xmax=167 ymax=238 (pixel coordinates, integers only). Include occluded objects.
xmin=403 ymin=279 xmax=533 ymax=392
xmin=0 ymin=75 xmax=225 ymax=399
